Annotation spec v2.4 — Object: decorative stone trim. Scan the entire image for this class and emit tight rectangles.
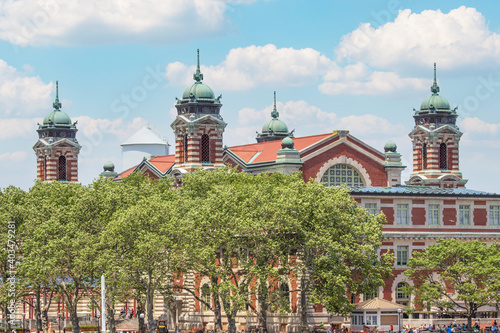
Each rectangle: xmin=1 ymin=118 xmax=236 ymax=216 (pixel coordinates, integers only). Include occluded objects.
xmin=315 ymin=156 xmax=372 ymax=186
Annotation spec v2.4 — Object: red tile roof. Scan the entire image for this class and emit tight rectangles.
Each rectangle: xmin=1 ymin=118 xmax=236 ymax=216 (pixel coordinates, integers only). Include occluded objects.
xmin=228 ymin=133 xmax=333 ymax=164
xmin=114 ymin=166 xmax=136 ymax=180
xmin=148 ymin=155 xmax=175 ymax=173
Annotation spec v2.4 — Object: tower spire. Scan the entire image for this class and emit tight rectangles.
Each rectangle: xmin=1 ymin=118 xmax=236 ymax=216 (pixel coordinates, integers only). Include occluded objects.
xmin=430 ymin=62 xmax=440 ymax=95
xmin=271 ymin=91 xmax=279 ymax=119
xmin=53 ymin=80 xmax=62 ymax=110
xmin=193 ymin=49 xmax=204 ymax=83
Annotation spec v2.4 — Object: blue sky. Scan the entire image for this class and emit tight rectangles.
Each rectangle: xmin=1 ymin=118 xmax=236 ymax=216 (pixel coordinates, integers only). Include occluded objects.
xmin=1 ymin=0 xmax=500 ymax=192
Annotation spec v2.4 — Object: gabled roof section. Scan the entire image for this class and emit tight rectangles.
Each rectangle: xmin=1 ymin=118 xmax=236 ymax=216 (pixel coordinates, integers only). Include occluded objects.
xmin=114 ymin=155 xmax=176 ymax=181
xmin=121 ymin=126 xmax=168 ymax=146
xmin=227 ymin=133 xmax=332 ymax=165
xmin=33 ymin=138 xmax=81 ymax=149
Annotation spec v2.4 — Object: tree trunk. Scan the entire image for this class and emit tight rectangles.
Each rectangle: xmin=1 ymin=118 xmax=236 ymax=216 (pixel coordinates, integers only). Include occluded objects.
xmin=138 ymin=301 xmax=146 ymax=333
xmin=146 ymin=276 xmax=156 ymax=333
xmin=69 ymin=303 xmax=80 ymax=333
xmin=300 ymin=275 xmax=309 ymax=333
xmin=467 ymin=316 xmax=472 ymax=333
xmin=257 ymin=282 xmax=269 ymax=333
xmin=227 ymin=311 xmax=238 ymax=333
xmin=106 ymin=301 xmax=116 ymax=333
xmin=34 ymin=288 xmax=42 ymax=333
xmin=2 ymin=304 xmax=12 ymax=333
xmin=41 ymin=306 xmax=50 ymax=333
xmin=211 ymin=277 xmax=223 ymax=333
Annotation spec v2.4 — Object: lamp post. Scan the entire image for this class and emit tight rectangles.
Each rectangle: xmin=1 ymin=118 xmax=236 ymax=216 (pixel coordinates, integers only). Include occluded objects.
xmin=397 ymin=308 xmax=401 ymax=333
xmin=22 ymin=312 xmax=26 ymax=333
xmin=96 ymin=313 xmax=100 ymax=333
xmin=140 ymin=313 xmax=145 ymax=333
xmin=57 ymin=313 xmax=62 ymax=333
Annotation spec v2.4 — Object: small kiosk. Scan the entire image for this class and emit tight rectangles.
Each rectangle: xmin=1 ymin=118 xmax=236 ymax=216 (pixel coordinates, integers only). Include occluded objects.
xmin=350 ymin=298 xmax=407 ymax=332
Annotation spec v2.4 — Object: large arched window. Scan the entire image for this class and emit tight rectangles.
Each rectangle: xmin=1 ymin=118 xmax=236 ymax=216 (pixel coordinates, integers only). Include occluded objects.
xmin=396 ymin=282 xmax=410 ymax=305
xmin=320 ymin=164 xmax=364 ymax=187
xmin=201 ymin=134 xmax=210 ymax=163
xmin=439 ymin=143 xmax=447 ymax=170
xmin=201 ymin=283 xmax=211 ymax=312
xmin=58 ymin=156 xmax=67 ymax=181
xmin=279 ymin=282 xmax=290 ymax=311
xmin=422 ymin=143 xmax=427 ymax=170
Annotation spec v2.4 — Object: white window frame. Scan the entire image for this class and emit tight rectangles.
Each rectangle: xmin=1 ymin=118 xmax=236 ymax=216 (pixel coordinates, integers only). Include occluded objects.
xmin=365 ymin=203 xmax=377 ymax=215
xmin=428 ymin=204 xmax=440 ymax=225
xmin=458 ymin=204 xmax=470 ymax=225
xmin=396 ymin=245 xmax=409 ymax=266
xmin=490 ymin=205 xmax=500 ymax=226
xmin=396 ymin=204 xmax=409 ymax=225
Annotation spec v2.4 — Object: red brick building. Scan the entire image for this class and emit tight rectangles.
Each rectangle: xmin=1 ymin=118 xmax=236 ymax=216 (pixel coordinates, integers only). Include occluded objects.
xmin=114 ymin=55 xmax=500 ymax=330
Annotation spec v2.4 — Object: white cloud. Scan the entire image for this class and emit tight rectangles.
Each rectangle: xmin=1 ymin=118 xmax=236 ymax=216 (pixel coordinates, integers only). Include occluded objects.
xmin=337 ymin=6 xmax=500 ymax=69
xmin=0 ymin=0 xmax=250 ymax=46
xmin=166 ymin=44 xmax=334 ymax=91
xmin=0 ymin=60 xmax=53 ymax=116
xmin=460 ymin=117 xmax=500 ymax=135
xmin=0 ymin=117 xmax=42 ymax=139
xmin=75 ymin=116 xmax=147 ymax=142
xmin=225 ymin=99 xmax=406 ymax=146
xmin=0 ymin=151 xmax=28 ymax=162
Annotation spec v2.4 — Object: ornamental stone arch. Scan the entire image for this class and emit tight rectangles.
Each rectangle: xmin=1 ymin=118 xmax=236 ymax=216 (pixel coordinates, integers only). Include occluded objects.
xmin=391 ymin=272 xmax=414 ymax=304
xmin=315 ymin=156 xmax=372 ymax=186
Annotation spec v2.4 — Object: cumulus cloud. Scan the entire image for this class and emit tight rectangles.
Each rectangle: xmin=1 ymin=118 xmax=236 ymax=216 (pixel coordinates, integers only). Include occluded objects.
xmin=460 ymin=117 xmax=500 ymax=135
xmin=75 ymin=116 xmax=147 ymax=142
xmin=0 ymin=0 xmax=253 ymax=46
xmin=166 ymin=44 xmax=334 ymax=91
xmin=226 ymin=99 xmax=406 ymax=146
xmin=0 ymin=60 xmax=53 ymax=116
xmin=337 ymin=6 xmax=500 ymax=69
xmin=0 ymin=117 xmax=42 ymax=139
xmin=0 ymin=151 xmax=28 ymax=162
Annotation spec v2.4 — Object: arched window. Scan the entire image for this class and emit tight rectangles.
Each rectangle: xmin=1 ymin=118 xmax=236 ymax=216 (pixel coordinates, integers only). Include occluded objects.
xmin=320 ymin=164 xmax=364 ymax=187
xmin=439 ymin=143 xmax=447 ymax=169
xmin=396 ymin=282 xmax=410 ymax=305
xmin=201 ymin=283 xmax=211 ymax=312
xmin=422 ymin=143 xmax=427 ymax=170
xmin=58 ymin=156 xmax=67 ymax=181
xmin=279 ymin=282 xmax=290 ymax=311
xmin=201 ymin=134 xmax=210 ymax=163
xmin=43 ymin=156 xmax=47 ymax=181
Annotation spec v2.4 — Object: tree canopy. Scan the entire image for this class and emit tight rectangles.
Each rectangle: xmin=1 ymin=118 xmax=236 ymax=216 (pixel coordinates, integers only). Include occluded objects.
xmin=405 ymin=239 xmax=500 ymax=331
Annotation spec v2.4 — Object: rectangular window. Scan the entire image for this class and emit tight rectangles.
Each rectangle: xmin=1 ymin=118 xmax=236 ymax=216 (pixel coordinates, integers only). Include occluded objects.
xmin=396 ymin=204 xmax=409 ymax=225
xmin=459 ymin=205 xmax=470 ymax=225
xmin=365 ymin=203 xmax=377 ymax=215
xmin=490 ymin=206 xmax=500 ymax=226
xmin=365 ymin=314 xmax=378 ymax=326
xmin=428 ymin=204 xmax=439 ymax=225
xmin=396 ymin=246 xmax=409 ymax=266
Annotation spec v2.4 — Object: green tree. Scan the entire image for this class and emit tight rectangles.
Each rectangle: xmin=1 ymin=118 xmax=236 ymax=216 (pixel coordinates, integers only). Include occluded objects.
xmin=405 ymin=239 xmax=500 ymax=331
xmin=0 ymin=186 xmax=27 ymax=333
xmin=103 ymin=174 xmax=185 ymax=333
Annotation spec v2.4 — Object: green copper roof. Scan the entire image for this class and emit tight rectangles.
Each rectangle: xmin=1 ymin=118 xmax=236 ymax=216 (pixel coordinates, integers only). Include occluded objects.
xmin=348 ymin=185 xmax=499 ymax=197
xmin=103 ymin=161 xmax=115 ymax=171
xmin=181 ymin=49 xmax=216 ymax=101
xmin=384 ymin=140 xmax=397 ymax=152
xmin=42 ymin=81 xmax=73 ymax=127
xmin=261 ymin=91 xmax=289 ymax=134
xmin=281 ymin=136 xmax=294 ymax=149
xmin=419 ymin=63 xmax=451 ymax=112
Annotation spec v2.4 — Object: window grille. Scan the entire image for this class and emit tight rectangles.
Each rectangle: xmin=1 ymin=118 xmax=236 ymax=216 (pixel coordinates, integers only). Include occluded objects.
xmin=396 ymin=282 xmax=410 ymax=299
xmin=58 ymin=156 xmax=67 ymax=181
xmin=320 ymin=164 xmax=364 ymax=187
xmin=396 ymin=246 xmax=408 ymax=266
xmin=396 ymin=204 xmax=409 ymax=225
xmin=365 ymin=203 xmax=377 ymax=215
xmin=459 ymin=205 xmax=470 ymax=225
xmin=428 ymin=204 xmax=439 ymax=225
xmin=43 ymin=156 xmax=47 ymax=181
xmin=201 ymin=134 xmax=210 ymax=163
xmin=183 ymin=135 xmax=188 ymax=163
xmin=422 ymin=143 xmax=427 ymax=170
xmin=490 ymin=206 xmax=500 ymax=225
xmin=439 ymin=143 xmax=447 ymax=169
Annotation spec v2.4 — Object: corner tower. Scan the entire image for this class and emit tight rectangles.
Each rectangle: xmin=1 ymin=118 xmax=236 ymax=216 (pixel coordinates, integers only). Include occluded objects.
xmin=171 ymin=50 xmax=227 ymax=173
xmin=33 ymin=81 xmax=81 ymax=181
xmin=407 ymin=64 xmax=466 ymax=188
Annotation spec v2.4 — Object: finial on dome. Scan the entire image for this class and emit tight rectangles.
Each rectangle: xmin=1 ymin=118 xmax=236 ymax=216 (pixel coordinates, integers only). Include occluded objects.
xmin=271 ymin=91 xmax=279 ymax=119
xmin=53 ymin=80 xmax=62 ymax=110
xmin=193 ymin=49 xmax=204 ymax=83
xmin=430 ymin=62 xmax=440 ymax=95
xmin=281 ymin=136 xmax=294 ymax=149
